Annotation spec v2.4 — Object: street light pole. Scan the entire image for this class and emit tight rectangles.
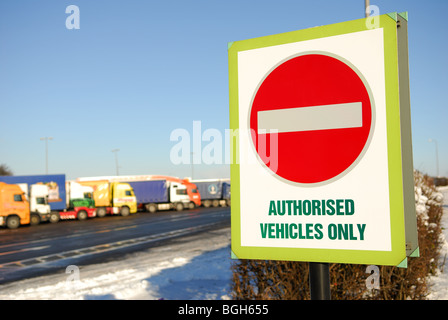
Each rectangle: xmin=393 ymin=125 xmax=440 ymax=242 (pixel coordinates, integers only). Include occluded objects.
xmin=111 ymin=149 xmax=120 ymax=176
xmin=40 ymin=137 xmax=53 ymax=174
xmin=428 ymin=139 xmax=439 ymax=177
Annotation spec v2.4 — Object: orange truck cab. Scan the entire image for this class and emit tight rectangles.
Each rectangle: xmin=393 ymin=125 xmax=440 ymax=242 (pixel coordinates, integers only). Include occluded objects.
xmin=183 ymin=181 xmax=201 ymax=208
xmin=0 ymin=182 xmax=30 ymax=229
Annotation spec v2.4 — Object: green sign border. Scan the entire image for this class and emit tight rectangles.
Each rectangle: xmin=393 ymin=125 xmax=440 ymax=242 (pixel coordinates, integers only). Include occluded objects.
xmin=228 ymin=13 xmax=408 ymax=266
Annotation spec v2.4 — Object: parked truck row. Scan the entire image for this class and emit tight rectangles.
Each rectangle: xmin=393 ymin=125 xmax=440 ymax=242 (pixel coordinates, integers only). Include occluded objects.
xmin=0 ymin=175 xmax=99 ymax=226
xmin=0 ymin=174 xmax=230 ymax=229
xmin=76 ymin=175 xmax=202 ymax=212
xmin=90 ymin=175 xmax=231 ymax=209
xmin=0 ymin=180 xmax=109 ymax=228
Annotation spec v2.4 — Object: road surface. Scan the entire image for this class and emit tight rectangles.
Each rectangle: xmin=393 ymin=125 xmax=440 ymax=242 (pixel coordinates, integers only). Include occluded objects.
xmin=0 ymin=206 xmax=230 ymax=285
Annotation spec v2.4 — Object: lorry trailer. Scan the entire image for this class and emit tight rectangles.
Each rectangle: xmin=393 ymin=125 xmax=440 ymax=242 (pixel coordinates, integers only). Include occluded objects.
xmin=192 ymin=179 xmax=230 ymax=207
xmin=144 ymin=175 xmax=201 ymax=209
xmin=128 ymin=179 xmax=192 ymax=212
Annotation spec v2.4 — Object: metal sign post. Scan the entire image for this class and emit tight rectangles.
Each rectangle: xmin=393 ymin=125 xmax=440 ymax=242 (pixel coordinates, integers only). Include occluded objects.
xmin=309 ymin=262 xmax=331 ymax=300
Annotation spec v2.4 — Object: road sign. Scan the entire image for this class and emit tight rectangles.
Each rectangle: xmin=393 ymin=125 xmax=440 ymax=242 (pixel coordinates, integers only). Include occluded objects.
xmin=228 ymin=12 xmax=417 ymax=267
xmin=250 ymin=53 xmax=373 ymax=184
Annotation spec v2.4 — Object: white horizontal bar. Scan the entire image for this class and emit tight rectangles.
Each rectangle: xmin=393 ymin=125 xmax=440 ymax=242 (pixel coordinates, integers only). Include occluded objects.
xmin=257 ymin=102 xmax=363 ymax=134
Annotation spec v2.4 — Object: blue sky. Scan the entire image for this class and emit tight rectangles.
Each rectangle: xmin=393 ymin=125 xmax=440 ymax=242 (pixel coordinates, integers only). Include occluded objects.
xmin=0 ymin=0 xmax=447 ymax=180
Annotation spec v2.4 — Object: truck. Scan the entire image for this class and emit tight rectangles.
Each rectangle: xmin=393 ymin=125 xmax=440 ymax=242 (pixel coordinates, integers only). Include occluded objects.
xmin=192 ymin=179 xmax=231 ymax=207
xmin=77 ymin=175 xmax=201 ymax=210
xmin=76 ymin=180 xmax=137 ymax=217
xmin=137 ymin=175 xmax=201 ymax=209
xmin=0 ymin=174 xmax=96 ymax=222
xmin=18 ymin=183 xmax=53 ymax=225
xmin=127 ymin=179 xmax=194 ymax=212
xmin=60 ymin=181 xmax=97 ymax=221
xmin=66 ymin=181 xmax=95 ymax=207
xmin=0 ymin=182 xmax=30 ymax=229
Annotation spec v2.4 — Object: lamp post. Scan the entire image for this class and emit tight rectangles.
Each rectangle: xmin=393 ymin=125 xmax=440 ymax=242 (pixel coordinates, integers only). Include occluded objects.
xmin=111 ymin=149 xmax=120 ymax=176
xmin=191 ymin=151 xmax=194 ymax=180
xmin=40 ymin=137 xmax=53 ymax=174
xmin=428 ymin=138 xmax=439 ymax=177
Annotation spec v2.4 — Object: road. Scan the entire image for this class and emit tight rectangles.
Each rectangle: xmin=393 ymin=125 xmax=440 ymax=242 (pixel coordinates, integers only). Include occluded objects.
xmin=0 ymin=206 xmax=230 ymax=285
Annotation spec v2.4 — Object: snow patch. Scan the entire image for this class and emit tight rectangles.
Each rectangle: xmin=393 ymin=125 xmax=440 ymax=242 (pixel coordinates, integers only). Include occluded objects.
xmin=427 ymin=186 xmax=448 ymax=300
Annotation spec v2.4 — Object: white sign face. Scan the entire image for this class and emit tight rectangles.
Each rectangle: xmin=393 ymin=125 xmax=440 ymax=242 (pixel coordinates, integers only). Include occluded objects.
xmin=229 ymin=14 xmax=411 ymax=266
xmin=238 ymin=28 xmax=390 ymax=251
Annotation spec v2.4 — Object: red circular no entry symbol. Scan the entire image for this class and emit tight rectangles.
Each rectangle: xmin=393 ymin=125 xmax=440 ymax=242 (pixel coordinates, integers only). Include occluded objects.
xmin=250 ymin=53 xmax=373 ymax=184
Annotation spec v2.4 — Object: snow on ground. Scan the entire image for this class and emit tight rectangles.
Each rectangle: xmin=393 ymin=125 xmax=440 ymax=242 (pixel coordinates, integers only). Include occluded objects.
xmin=1 ymin=186 xmax=448 ymax=300
xmin=0 ymin=227 xmax=233 ymax=300
xmin=427 ymin=186 xmax=448 ymax=300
